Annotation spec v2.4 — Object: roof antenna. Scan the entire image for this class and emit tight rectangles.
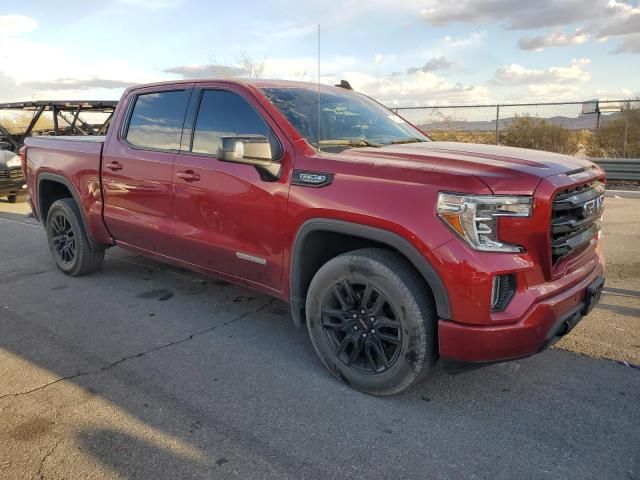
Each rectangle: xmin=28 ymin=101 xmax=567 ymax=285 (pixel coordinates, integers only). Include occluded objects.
xmin=335 ymin=80 xmax=353 ymax=90
xmin=316 ymin=24 xmax=321 ymax=152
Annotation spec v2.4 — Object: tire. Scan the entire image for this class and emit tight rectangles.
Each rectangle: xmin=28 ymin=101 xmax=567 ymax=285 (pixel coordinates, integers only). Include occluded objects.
xmin=7 ymin=194 xmax=17 ymax=203
xmin=45 ymin=198 xmax=105 ymax=276
xmin=305 ymin=248 xmax=437 ymax=396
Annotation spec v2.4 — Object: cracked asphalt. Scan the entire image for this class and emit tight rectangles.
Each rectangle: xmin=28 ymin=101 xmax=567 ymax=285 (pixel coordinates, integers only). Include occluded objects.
xmin=0 ymin=199 xmax=639 ymax=479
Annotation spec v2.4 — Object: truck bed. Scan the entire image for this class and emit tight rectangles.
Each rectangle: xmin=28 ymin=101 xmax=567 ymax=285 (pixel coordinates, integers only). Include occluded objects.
xmin=24 ymin=134 xmax=113 ymax=246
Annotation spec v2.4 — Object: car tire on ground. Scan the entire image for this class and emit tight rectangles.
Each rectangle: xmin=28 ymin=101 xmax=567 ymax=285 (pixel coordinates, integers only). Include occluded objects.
xmin=45 ymin=198 xmax=105 ymax=276
xmin=7 ymin=194 xmax=17 ymax=203
xmin=305 ymin=248 xmax=437 ymax=396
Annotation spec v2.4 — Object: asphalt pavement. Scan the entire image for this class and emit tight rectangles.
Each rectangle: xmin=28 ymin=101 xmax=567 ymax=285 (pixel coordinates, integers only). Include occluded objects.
xmin=0 ymin=199 xmax=638 ymax=480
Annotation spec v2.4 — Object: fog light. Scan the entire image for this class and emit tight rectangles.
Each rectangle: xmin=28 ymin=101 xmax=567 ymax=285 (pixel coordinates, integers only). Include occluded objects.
xmin=491 ymin=274 xmax=516 ymax=312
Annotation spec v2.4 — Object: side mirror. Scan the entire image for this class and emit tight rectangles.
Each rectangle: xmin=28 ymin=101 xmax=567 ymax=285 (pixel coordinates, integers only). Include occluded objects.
xmin=219 ymin=135 xmax=273 ymax=166
xmin=218 ymin=135 xmax=281 ymax=180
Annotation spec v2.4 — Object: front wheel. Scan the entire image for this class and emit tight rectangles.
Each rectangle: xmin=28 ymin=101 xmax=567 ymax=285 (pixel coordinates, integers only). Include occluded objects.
xmin=46 ymin=198 xmax=105 ymax=276
xmin=305 ymin=248 xmax=437 ymax=396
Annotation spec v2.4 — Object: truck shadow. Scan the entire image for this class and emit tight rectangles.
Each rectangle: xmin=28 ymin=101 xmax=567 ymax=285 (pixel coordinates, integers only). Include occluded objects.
xmin=75 ymin=428 xmax=210 ymax=478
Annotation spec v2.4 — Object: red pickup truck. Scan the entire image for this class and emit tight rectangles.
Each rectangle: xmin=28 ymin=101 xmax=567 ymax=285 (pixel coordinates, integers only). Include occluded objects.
xmin=22 ymin=79 xmax=605 ymax=395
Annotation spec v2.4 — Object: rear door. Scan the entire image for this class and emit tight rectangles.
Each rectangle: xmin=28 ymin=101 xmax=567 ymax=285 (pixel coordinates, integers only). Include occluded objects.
xmin=102 ymin=85 xmax=193 ymax=254
xmin=171 ymin=84 xmax=293 ymax=293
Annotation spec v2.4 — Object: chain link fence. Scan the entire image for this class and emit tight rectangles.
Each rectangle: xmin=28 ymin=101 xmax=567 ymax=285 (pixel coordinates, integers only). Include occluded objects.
xmin=393 ymin=99 xmax=640 ymax=159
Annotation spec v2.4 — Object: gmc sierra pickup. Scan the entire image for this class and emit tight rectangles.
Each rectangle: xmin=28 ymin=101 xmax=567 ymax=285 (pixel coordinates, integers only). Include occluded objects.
xmin=22 ymin=79 xmax=605 ymax=395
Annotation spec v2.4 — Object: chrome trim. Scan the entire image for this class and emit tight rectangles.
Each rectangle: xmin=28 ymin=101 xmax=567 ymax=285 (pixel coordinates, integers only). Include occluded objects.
xmin=236 ymin=252 xmax=267 ymax=265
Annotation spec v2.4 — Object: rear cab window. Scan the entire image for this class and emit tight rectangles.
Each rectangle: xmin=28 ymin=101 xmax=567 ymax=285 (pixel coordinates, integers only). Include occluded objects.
xmin=124 ymin=90 xmax=191 ymax=151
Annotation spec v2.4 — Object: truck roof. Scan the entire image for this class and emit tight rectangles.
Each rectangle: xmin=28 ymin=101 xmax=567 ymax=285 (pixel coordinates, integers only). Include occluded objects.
xmin=125 ymin=78 xmax=345 ymax=93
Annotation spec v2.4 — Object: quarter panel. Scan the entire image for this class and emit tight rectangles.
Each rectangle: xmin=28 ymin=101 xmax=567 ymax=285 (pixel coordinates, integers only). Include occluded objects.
xmin=25 ymin=137 xmax=112 ymax=245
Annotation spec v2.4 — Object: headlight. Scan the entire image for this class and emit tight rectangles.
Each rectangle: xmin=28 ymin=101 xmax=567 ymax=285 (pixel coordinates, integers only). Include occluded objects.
xmin=6 ymin=155 xmax=21 ymax=168
xmin=436 ymin=193 xmax=532 ymax=252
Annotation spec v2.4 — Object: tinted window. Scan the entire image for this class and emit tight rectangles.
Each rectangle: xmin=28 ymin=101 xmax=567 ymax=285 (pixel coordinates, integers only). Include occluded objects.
xmin=192 ymin=90 xmax=281 ymax=158
xmin=125 ymin=90 xmax=190 ymax=150
xmin=261 ymin=87 xmax=428 ymax=151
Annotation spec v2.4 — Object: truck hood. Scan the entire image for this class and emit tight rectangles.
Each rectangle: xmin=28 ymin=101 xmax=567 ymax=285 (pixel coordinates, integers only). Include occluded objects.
xmin=339 ymin=141 xmax=599 ymax=194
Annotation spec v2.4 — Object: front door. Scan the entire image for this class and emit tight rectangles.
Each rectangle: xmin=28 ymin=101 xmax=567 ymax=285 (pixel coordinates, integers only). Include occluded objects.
xmin=171 ymin=86 xmax=292 ymax=293
xmin=102 ymin=86 xmax=192 ymax=254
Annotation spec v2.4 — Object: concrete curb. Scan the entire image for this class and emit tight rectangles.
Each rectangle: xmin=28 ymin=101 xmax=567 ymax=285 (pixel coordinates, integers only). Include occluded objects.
xmin=605 ymin=190 xmax=640 ymax=199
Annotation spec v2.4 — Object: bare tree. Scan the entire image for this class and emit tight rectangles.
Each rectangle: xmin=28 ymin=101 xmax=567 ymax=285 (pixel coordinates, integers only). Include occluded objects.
xmin=237 ymin=51 xmax=265 ymax=79
xmin=165 ymin=51 xmax=267 ymax=80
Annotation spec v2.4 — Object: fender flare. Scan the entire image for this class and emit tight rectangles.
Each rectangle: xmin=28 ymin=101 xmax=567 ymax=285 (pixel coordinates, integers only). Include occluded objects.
xmin=37 ymin=172 xmax=102 ymax=251
xmin=289 ymin=218 xmax=451 ymax=327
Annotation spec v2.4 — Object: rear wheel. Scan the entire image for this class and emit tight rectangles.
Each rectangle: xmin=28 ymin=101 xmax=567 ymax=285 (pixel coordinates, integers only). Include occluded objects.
xmin=46 ymin=198 xmax=104 ymax=276
xmin=305 ymin=248 xmax=437 ymax=396
xmin=7 ymin=194 xmax=17 ymax=203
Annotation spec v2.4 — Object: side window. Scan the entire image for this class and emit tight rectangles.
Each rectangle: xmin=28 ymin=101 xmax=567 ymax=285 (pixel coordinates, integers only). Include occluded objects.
xmin=192 ymin=90 xmax=282 ymax=159
xmin=125 ymin=90 xmax=190 ymax=150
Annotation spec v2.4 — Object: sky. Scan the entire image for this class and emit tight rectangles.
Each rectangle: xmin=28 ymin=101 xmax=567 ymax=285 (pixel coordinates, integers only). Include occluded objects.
xmin=0 ymin=0 xmax=639 ymax=106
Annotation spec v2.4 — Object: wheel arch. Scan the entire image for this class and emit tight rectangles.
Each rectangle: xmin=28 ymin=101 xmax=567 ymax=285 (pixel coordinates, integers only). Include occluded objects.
xmin=37 ymin=173 xmax=101 ymax=251
xmin=289 ymin=219 xmax=451 ymax=327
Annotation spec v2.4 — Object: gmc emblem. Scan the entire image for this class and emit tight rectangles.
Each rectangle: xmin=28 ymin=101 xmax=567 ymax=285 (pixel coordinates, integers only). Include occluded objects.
xmin=583 ymin=195 xmax=604 ymax=217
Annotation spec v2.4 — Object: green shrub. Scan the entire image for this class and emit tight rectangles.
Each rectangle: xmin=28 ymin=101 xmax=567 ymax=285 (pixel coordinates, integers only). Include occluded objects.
xmin=500 ymin=116 xmax=580 ymax=155
xmin=427 ymin=130 xmax=496 ymax=144
xmin=586 ymin=105 xmax=640 ymax=158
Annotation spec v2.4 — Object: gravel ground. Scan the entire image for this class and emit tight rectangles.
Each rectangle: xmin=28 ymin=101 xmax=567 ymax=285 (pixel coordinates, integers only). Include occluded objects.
xmin=607 ymin=180 xmax=640 ymax=191
xmin=555 ymin=196 xmax=640 ymax=365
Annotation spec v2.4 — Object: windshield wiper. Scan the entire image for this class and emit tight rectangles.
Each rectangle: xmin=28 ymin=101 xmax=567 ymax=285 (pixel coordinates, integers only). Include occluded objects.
xmin=318 ymin=139 xmax=382 ymax=148
xmin=386 ymin=138 xmax=427 ymax=145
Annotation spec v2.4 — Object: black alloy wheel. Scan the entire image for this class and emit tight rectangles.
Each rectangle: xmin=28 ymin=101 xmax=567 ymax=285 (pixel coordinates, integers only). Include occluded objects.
xmin=306 ymin=248 xmax=437 ymax=396
xmin=50 ymin=212 xmax=76 ymax=265
xmin=45 ymin=198 xmax=105 ymax=276
xmin=322 ymin=280 xmax=402 ymax=374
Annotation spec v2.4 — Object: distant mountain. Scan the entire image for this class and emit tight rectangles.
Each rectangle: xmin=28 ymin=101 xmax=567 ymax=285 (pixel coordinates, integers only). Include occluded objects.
xmin=416 ymin=111 xmax=623 ymax=132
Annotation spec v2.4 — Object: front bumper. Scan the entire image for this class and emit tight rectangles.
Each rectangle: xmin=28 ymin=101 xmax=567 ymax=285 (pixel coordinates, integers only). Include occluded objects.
xmin=0 ymin=180 xmax=27 ymax=196
xmin=438 ymin=261 xmax=604 ymax=367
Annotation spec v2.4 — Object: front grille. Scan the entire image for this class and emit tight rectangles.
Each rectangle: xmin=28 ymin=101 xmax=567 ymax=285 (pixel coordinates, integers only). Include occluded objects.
xmin=550 ymin=180 xmax=605 ymax=264
xmin=0 ymin=168 xmax=23 ymax=179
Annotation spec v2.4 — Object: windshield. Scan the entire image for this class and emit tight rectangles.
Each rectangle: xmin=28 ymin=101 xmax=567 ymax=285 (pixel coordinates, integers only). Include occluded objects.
xmin=260 ymin=86 xmax=429 ymax=152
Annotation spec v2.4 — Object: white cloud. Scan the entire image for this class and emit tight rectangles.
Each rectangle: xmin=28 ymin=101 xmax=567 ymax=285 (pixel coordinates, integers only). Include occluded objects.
xmin=612 ymin=33 xmax=640 ymax=53
xmin=264 ymin=56 xmax=357 ymax=81
xmin=351 ymin=71 xmax=491 ymax=106
xmin=166 ymin=53 xmax=487 ymax=106
xmin=441 ymin=31 xmax=487 ymax=49
xmin=594 ymin=1 xmax=640 ymax=52
xmin=594 ymin=0 xmax=640 ymax=37
xmin=520 ymin=83 xmax=582 ymax=101
xmin=406 ymin=56 xmax=454 ymax=74
xmin=492 ymin=59 xmax=591 ymax=85
xmin=419 ymin=0 xmax=596 ymax=30
xmin=519 ymin=30 xmax=589 ymax=51
xmin=118 ymin=0 xmax=182 ymax=9
xmin=419 ymin=0 xmax=640 ymax=53
xmin=592 ymin=87 xmax=633 ymax=99
xmin=263 ymin=23 xmax=318 ymax=40
xmin=164 ymin=64 xmax=248 ymax=78
xmin=21 ymin=78 xmax=136 ymax=91
xmin=0 ymin=17 xmax=162 ymax=102
xmin=0 ymin=14 xmax=37 ymax=38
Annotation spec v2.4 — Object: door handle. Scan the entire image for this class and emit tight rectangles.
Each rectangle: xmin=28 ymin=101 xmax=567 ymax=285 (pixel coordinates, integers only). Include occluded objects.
xmin=105 ymin=161 xmax=123 ymax=171
xmin=176 ymin=170 xmax=200 ymax=182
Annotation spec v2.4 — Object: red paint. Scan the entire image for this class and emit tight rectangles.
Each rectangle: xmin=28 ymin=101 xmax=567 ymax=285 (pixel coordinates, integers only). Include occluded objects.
xmin=24 ymin=79 xmax=606 ymax=365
